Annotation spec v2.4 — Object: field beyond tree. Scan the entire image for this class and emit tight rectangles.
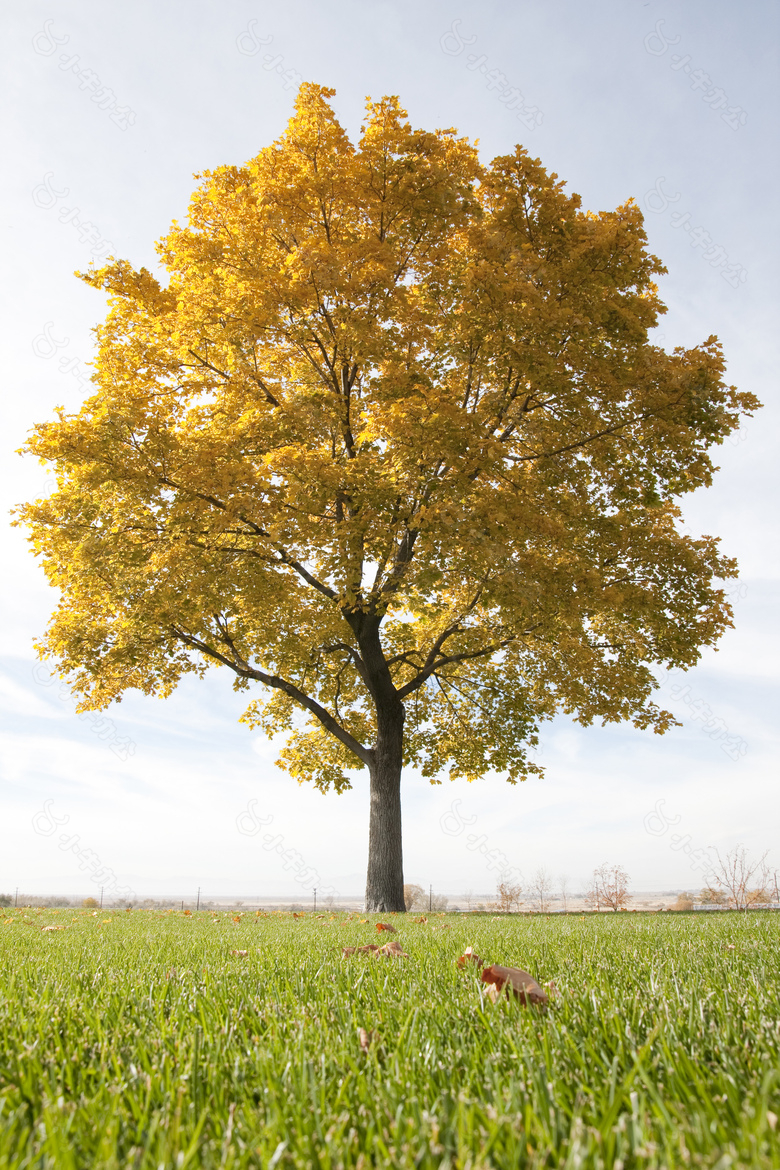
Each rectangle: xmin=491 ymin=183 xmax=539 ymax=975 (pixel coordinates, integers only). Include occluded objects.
xmin=1 ymin=910 xmax=778 ymax=1168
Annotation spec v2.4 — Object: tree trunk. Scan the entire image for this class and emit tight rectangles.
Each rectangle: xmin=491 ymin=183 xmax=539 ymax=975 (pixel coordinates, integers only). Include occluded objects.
xmin=364 ymin=705 xmax=405 ymax=912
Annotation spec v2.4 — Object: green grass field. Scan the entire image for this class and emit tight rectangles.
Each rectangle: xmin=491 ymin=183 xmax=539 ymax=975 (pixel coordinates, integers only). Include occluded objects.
xmin=0 ymin=908 xmax=778 ymax=1169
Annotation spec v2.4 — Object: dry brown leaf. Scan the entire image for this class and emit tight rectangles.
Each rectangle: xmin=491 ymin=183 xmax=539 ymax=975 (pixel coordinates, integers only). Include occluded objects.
xmin=378 ymin=939 xmax=408 ymax=957
xmin=376 ymin=922 xmax=397 ymax=933
xmin=183 ymin=909 xmax=192 ymax=916
xmin=481 ymin=964 xmax=549 ymax=1007
xmin=230 ymin=949 xmax=249 ymax=957
xmin=342 ymin=944 xmax=380 ymax=956
xmin=456 ymin=946 xmax=484 ymax=968
xmin=414 ymin=916 xmax=428 ymax=924
xmin=293 ymin=912 xmax=303 ymax=919
xmin=41 ymin=925 xmax=65 ymax=932
xmin=486 ymin=984 xmax=501 ymax=1004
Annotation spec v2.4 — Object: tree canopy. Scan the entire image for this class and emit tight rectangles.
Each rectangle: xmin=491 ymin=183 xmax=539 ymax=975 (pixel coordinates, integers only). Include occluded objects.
xmin=19 ymin=84 xmax=759 ymax=909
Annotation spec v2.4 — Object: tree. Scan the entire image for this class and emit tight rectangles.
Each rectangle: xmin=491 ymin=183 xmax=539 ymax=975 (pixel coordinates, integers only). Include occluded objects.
xmin=403 ymin=883 xmax=425 ymax=911
xmin=18 ymin=85 xmax=758 ymax=911
xmin=529 ymin=866 xmax=553 ymax=912
xmin=586 ymin=864 xmax=631 ymax=911
xmin=495 ymin=877 xmax=523 ymax=912
xmin=670 ymin=892 xmax=694 ymax=911
xmin=707 ymin=844 xmax=770 ymax=910
xmin=558 ymin=874 xmax=570 ymax=912
xmin=82 ymin=897 xmax=99 ymax=909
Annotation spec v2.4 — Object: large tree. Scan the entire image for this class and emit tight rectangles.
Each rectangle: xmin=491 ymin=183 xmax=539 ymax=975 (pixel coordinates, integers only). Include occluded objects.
xmin=19 ymin=86 xmax=758 ymax=910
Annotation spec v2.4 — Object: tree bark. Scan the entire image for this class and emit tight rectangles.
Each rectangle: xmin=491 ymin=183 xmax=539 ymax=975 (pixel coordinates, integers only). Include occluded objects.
xmin=364 ymin=704 xmax=405 ymax=912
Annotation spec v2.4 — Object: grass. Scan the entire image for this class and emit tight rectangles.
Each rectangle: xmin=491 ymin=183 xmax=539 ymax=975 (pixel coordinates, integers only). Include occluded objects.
xmin=0 ymin=907 xmax=778 ymax=1168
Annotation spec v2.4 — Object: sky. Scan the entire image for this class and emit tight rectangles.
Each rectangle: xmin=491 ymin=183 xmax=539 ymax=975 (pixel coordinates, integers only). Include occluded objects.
xmin=1 ymin=0 xmax=778 ymax=904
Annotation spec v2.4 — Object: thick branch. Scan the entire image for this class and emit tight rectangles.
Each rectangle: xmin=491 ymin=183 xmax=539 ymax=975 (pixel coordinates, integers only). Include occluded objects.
xmin=170 ymin=624 xmax=373 ymax=767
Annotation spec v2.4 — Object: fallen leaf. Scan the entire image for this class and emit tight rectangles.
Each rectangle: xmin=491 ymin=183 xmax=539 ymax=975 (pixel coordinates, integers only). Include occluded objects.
xmin=359 ymin=1028 xmax=372 ymax=1051
xmin=232 ymin=916 xmax=241 ymax=923
xmin=293 ymin=912 xmax=303 ymax=919
xmin=342 ymin=944 xmax=380 ymax=956
xmin=376 ymin=922 xmax=397 ymax=933
xmin=41 ymin=925 xmax=65 ymax=932
xmin=414 ymin=916 xmax=428 ymax=924
xmin=767 ymin=1111 xmax=777 ymax=1131
xmin=486 ymin=984 xmax=501 ymax=1004
xmin=480 ymin=965 xmax=549 ymax=1007
xmin=725 ymin=943 xmax=736 ymax=950
xmin=183 ymin=910 xmax=192 ymax=917
xmin=456 ymin=946 xmax=484 ymax=968
xmin=230 ymin=949 xmax=249 ymax=957
xmin=378 ymin=939 xmax=408 ymax=957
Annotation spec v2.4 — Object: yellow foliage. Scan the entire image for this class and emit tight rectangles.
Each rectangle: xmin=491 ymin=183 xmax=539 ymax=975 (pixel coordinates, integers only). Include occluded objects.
xmin=18 ymin=84 xmax=758 ymax=796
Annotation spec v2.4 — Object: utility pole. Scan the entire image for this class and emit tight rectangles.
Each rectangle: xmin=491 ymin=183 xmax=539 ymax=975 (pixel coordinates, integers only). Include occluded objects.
xmin=14 ymin=887 xmax=18 ymax=908
xmin=313 ymin=887 xmax=317 ymax=912
xmin=196 ymin=887 xmax=200 ymax=912
xmin=429 ymin=884 xmax=432 ymax=912
xmin=100 ymin=887 xmax=104 ymax=909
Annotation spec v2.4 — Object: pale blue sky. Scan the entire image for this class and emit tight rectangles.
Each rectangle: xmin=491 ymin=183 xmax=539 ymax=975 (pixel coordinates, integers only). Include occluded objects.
xmin=1 ymin=0 xmax=777 ymax=901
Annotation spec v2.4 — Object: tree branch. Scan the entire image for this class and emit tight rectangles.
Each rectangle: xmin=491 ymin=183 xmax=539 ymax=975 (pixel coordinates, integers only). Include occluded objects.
xmin=170 ymin=623 xmax=373 ymax=767
xmin=159 ymin=476 xmax=338 ymax=602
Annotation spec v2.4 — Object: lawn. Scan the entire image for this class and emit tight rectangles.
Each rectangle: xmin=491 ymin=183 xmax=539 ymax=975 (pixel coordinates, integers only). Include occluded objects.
xmin=0 ymin=908 xmax=778 ymax=1168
